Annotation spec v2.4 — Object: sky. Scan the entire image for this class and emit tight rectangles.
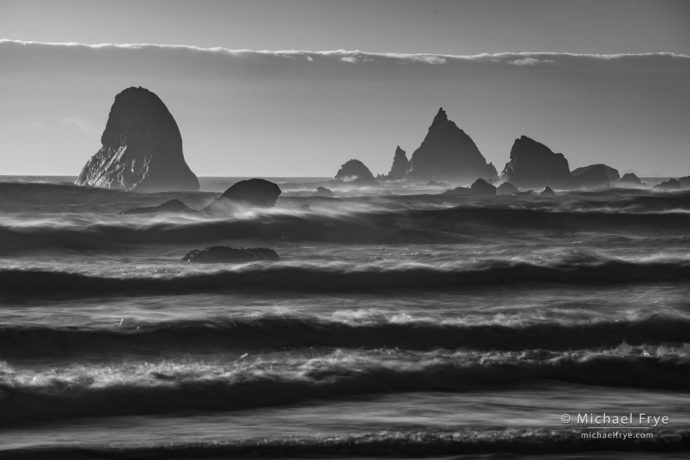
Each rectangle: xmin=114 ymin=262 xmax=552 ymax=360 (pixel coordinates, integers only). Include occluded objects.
xmin=0 ymin=0 xmax=689 ymax=177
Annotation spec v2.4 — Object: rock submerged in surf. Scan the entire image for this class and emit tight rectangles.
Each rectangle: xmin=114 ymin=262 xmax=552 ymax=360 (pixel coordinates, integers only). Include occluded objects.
xmin=445 ymin=178 xmax=497 ymax=196
xmin=496 ymin=182 xmax=519 ymax=195
xmin=571 ymin=164 xmax=620 ymax=189
xmin=75 ymin=87 xmax=199 ymax=192
xmin=312 ymin=186 xmax=334 ymax=197
xmin=655 ymin=178 xmax=681 ymax=190
xmin=182 ymin=247 xmax=280 ymax=264
xmin=619 ymin=173 xmax=642 ymax=185
xmin=120 ymin=199 xmax=198 ymax=215
xmin=335 ymin=159 xmax=378 ymax=185
xmin=541 ymin=186 xmax=556 ymax=197
xmin=470 ymin=178 xmax=497 ymax=196
xmin=218 ymin=179 xmax=282 ymax=207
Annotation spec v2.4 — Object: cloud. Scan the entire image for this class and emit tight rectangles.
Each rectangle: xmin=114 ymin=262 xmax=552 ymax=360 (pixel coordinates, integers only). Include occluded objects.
xmin=340 ymin=56 xmax=360 ymax=64
xmin=510 ymin=57 xmax=554 ymax=66
xmin=2 ymin=39 xmax=687 ymax=67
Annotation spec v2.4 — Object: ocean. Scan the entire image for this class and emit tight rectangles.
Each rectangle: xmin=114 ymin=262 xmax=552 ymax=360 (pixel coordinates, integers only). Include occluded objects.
xmin=0 ymin=176 xmax=688 ymax=458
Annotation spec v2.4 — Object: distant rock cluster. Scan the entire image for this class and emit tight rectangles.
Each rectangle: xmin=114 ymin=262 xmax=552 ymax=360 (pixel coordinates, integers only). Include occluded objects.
xmin=333 ymin=108 xmax=646 ymax=192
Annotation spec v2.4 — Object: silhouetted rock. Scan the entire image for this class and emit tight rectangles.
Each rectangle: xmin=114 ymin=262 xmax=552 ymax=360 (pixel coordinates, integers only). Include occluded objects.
xmin=496 ymin=182 xmax=519 ymax=195
xmin=182 ymin=247 xmax=279 ymax=264
xmin=655 ymin=178 xmax=681 ymax=190
xmin=385 ymin=146 xmax=410 ymax=180
xmin=470 ymin=178 xmax=497 ymax=196
xmin=573 ymin=164 xmax=620 ymax=182
xmin=444 ymin=186 xmax=472 ymax=196
xmin=335 ymin=159 xmax=378 ymax=185
xmin=76 ymin=87 xmax=199 ymax=192
xmin=571 ymin=164 xmax=620 ymax=188
xmin=408 ymin=108 xmax=497 ymax=182
xmin=541 ymin=186 xmax=556 ymax=197
xmin=679 ymin=176 xmax=690 ymax=188
xmin=312 ymin=186 xmax=334 ymax=197
xmin=217 ymin=179 xmax=281 ymax=207
xmin=502 ymin=136 xmax=571 ymax=188
xmin=620 ymin=173 xmax=642 ymax=185
xmin=120 ymin=199 xmax=197 ymax=215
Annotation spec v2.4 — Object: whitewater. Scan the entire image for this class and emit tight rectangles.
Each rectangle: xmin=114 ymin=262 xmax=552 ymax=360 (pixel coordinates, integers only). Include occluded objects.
xmin=0 ymin=176 xmax=689 ymax=459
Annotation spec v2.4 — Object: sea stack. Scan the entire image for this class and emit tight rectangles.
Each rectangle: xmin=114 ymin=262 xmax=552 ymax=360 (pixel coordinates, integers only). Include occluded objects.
xmin=620 ymin=173 xmax=643 ymax=185
xmin=496 ymin=182 xmax=519 ymax=195
xmin=75 ymin=87 xmax=199 ymax=192
xmin=335 ymin=159 xmax=378 ymax=185
xmin=385 ymin=146 xmax=410 ymax=180
xmin=408 ymin=108 xmax=497 ymax=183
xmin=501 ymin=136 xmax=571 ymax=189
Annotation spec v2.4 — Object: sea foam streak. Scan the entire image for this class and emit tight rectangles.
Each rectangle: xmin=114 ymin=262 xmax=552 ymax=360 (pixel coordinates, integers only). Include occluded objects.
xmin=2 ymin=314 xmax=689 ymax=360
xmin=3 ymin=428 xmax=689 ymax=458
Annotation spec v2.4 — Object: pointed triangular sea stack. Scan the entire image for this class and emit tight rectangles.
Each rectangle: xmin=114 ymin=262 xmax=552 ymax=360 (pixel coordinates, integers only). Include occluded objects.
xmin=408 ymin=108 xmax=497 ymax=183
xmin=385 ymin=146 xmax=410 ymax=180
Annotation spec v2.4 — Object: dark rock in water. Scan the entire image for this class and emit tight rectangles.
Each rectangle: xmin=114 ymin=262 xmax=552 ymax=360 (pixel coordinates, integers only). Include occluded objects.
xmin=655 ymin=178 xmax=681 ymax=190
xmin=515 ymin=190 xmax=535 ymax=198
xmin=312 ymin=186 xmax=334 ymax=197
xmin=218 ymin=179 xmax=282 ymax=207
xmin=444 ymin=186 xmax=472 ymax=196
xmin=76 ymin=87 xmax=199 ymax=192
xmin=470 ymin=178 xmax=497 ymax=196
xmin=335 ymin=159 xmax=378 ymax=185
xmin=620 ymin=173 xmax=642 ymax=185
xmin=571 ymin=164 xmax=620 ymax=188
xmin=541 ymin=186 xmax=556 ymax=197
xmin=572 ymin=164 xmax=620 ymax=182
xmin=385 ymin=146 xmax=410 ymax=180
xmin=182 ymin=247 xmax=280 ymax=264
xmin=121 ymin=199 xmax=197 ymax=215
xmin=502 ymin=136 xmax=571 ymax=188
xmin=408 ymin=108 xmax=497 ymax=182
xmin=679 ymin=176 xmax=690 ymax=188
xmin=496 ymin=182 xmax=519 ymax=195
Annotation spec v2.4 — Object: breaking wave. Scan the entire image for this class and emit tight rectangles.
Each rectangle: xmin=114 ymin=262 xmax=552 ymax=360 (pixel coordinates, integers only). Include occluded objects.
xmin=2 ymin=258 xmax=690 ymax=299
xmin=2 ymin=204 xmax=690 ymax=251
xmin=1 ymin=346 xmax=688 ymax=426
